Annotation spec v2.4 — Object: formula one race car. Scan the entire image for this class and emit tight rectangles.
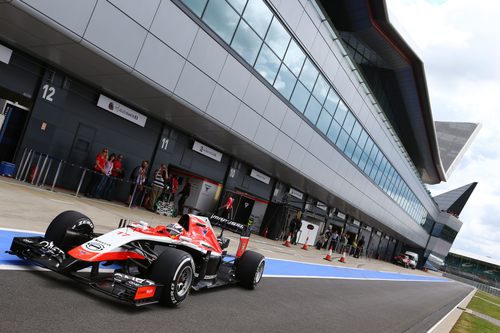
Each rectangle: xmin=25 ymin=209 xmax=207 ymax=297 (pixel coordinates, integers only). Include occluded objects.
xmin=9 ymin=211 xmax=265 ymax=306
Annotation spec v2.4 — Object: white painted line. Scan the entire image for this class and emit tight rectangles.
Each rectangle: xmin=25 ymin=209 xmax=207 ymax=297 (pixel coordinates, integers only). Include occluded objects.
xmin=49 ymin=199 xmax=74 ymax=205
xmin=0 ymin=264 xmax=115 ymax=273
xmin=426 ymin=288 xmax=476 ymax=333
xmin=263 ymin=274 xmax=450 ymax=282
xmin=0 ymin=227 xmax=43 ymax=234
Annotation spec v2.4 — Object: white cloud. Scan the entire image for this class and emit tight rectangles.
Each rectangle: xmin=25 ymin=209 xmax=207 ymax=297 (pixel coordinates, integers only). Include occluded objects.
xmin=387 ymin=0 xmax=500 ymax=259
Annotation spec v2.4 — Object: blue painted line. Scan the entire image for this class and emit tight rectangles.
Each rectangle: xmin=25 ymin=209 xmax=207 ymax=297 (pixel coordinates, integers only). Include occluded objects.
xmin=0 ymin=229 xmax=448 ymax=282
xmin=263 ymin=258 xmax=448 ymax=282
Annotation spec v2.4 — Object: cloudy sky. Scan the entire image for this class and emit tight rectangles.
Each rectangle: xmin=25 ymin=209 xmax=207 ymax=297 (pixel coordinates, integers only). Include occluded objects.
xmin=386 ymin=0 xmax=499 ymax=260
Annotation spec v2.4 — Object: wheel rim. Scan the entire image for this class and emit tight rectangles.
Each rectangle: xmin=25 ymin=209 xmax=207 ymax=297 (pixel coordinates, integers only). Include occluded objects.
xmin=175 ymin=266 xmax=193 ymax=297
xmin=254 ymin=260 xmax=265 ymax=285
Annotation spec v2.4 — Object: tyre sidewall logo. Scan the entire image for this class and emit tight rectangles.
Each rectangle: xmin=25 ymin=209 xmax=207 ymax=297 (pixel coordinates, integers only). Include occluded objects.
xmin=84 ymin=241 xmax=104 ymax=252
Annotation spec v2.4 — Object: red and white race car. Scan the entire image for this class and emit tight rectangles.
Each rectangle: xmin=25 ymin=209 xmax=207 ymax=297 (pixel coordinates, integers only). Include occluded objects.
xmin=9 ymin=211 xmax=265 ymax=306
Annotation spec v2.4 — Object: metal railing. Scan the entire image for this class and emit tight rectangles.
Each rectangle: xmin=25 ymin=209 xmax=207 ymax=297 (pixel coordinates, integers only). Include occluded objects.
xmin=14 ymin=148 xmax=154 ymax=210
xmin=443 ymin=272 xmax=500 ymax=296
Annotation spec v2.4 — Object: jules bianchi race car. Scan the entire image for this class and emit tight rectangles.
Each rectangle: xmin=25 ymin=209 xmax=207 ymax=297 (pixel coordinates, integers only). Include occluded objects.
xmin=8 ymin=210 xmax=265 ymax=306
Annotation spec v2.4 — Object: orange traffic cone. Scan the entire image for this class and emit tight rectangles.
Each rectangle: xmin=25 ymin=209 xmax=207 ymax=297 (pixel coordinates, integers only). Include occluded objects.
xmin=283 ymin=233 xmax=292 ymax=247
xmin=324 ymin=245 xmax=333 ymax=261
xmin=301 ymin=237 xmax=309 ymax=250
xmin=339 ymin=251 xmax=346 ymax=263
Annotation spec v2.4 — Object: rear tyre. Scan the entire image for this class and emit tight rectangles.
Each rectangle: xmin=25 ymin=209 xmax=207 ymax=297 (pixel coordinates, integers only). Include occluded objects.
xmin=44 ymin=210 xmax=94 ymax=247
xmin=149 ymin=247 xmax=194 ymax=306
xmin=236 ymin=251 xmax=265 ymax=289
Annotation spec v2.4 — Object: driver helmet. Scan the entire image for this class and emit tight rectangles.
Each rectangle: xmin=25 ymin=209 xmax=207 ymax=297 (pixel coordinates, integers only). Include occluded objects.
xmin=166 ymin=223 xmax=184 ymax=236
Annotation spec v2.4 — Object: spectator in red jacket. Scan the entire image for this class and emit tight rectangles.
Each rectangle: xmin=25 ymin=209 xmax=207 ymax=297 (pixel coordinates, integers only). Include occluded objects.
xmin=103 ymin=154 xmax=124 ymax=201
xmin=85 ymin=148 xmax=108 ymax=198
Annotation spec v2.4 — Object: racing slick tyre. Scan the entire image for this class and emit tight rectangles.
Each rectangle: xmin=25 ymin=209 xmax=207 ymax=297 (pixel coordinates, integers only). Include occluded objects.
xmin=149 ymin=247 xmax=194 ymax=306
xmin=44 ymin=210 xmax=94 ymax=248
xmin=236 ymin=250 xmax=265 ymax=289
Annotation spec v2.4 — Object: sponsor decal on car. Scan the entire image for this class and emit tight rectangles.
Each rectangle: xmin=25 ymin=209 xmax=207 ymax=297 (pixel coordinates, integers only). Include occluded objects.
xmin=84 ymin=241 xmax=105 ymax=252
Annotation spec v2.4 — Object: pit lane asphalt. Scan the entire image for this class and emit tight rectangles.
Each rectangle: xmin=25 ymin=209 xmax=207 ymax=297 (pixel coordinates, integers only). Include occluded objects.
xmin=0 ymin=270 xmax=472 ymax=333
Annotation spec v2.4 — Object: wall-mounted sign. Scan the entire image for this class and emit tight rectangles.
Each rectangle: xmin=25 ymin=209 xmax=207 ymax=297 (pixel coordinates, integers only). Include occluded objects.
xmin=337 ymin=212 xmax=346 ymax=220
xmin=364 ymin=225 xmax=372 ymax=231
xmin=376 ymin=231 xmax=382 ymax=236
xmin=250 ymin=169 xmax=270 ymax=184
xmin=352 ymin=219 xmax=361 ymax=226
xmin=97 ymin=94 xmax=147 ymax=127
xmin=192 ymin=140 xmax=222 ymax=162
xmin=289 ymin=188 xmax=303 ymax=200
xmin=316 ymin=201 xmax=327 ymax=211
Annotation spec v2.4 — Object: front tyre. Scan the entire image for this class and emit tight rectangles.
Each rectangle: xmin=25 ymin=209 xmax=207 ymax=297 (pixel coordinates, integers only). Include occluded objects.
xmin=236 ymin=251 xmax=265 ymax=289
xmin=149 ymin=247 xmax=194 ymax=306
xmin=45 ymin=210 xmax=94 ymax=249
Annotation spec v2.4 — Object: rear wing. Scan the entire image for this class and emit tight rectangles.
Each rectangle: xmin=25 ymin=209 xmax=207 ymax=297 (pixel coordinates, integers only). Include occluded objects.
xmin=208 ymin=214 xmax=251 ymax=237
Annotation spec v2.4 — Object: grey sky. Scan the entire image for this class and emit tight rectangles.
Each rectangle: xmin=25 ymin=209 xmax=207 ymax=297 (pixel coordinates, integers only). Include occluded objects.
xmin=387 ymin=0 xmax=499 ymax=259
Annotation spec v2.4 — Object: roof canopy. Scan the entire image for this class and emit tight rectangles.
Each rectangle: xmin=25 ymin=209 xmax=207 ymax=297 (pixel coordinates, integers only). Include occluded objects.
xmin=319 ymin=0 xmax=446 ymax=184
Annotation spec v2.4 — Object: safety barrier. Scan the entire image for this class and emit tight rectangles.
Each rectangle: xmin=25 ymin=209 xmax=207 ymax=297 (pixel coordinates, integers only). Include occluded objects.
xmin=443 ymin=272 xmax=499 ymax=296
xmin=13 ymin=148 xmax=155 ymax=210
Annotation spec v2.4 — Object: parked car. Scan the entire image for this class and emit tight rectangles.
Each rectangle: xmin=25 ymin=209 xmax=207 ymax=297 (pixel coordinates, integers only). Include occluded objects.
xmin=393 ymin=253 xmax=411 ymax=268
xmin=405 ymin=251 xmax=419 ymax=269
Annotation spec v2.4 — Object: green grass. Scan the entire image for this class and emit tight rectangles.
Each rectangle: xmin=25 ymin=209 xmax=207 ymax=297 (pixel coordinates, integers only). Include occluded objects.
xmin=451 ymin=313 xmax=498 ymax=333
xmin=475 ymin=290 xmax=500 ymax=306
xmin=468 ymin=296 xmax=500 ymax=320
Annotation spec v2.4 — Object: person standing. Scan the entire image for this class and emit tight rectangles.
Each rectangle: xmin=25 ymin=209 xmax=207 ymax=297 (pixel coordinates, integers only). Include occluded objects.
xmin=149 ymin=164 xmax=167 ymax=211
xmin=95 ymin=154 xmax=115 ymax=198
xmin=128 ymin=160 xmax=148 ymax=207
xmin=177 ymin=177 xmax=191 ymax=215
xmin=355 ymin=236 xmax=365 ymax=258
xmin=85 ymin=148 xmax=108 ymax=198
xmin=103 ymin=154 xmax=124 ymax=201
xmin=292 ymin=212 xmax=302 ymax=245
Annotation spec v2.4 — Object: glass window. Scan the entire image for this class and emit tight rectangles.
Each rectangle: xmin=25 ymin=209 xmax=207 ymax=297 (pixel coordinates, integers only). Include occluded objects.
xmin=242 ymin=0 xmax=273 ymax=38
xmin=202 ymin=0 xmax=240 ymax=43
xmin=350 ymin=121 xmax=362 ymax=142
xmin=369 ymin=145 xmax=379 ymax=161
xmin=254 ymin=44 xmax=280 ymax=84
xmin=264 ymin=17 xmax=290 ymax=59
xmin=344 ymin=139 xmax=356 ymax=158
xmin=358 ymin=153 xmax=368 ymax=170
xmin=364 ymin=159 xmax=374 ymax=175
xmin=316 ymin=108 xmax=332 ymax=134
xmin=333 ymin=101 xmax=348 ymax=125
xmin=327 ymin=120 xmax=341 ymax=142
xmin=364 ymin=138 xmax=374 ymax=156
xmin=304 ymin=97 xmax=322 ymax=124
xmin=283 ymin=40 xmax=305 ymax=76
xmin=324 ymin=88 xmax=340 ymax=114
xmin=181 ymin=0 xmax=208 ymax=17
xmin=290 ymin=82 xmax=310 ymax=112
xmin=369 ymin=163 xmax=378 ymax=180
xmin=343 ymin=112 xmax=355 ymax=134
xmin=274 ymin=65 xmax=297 ymax=99
xmin=357 ymin=130 xmax=368 ymax=149
xmin=352 ymin=145 xmax=362 ymax=164
xmin=336 ymin=130 xmax=349 ymax=151
xmin=312 ymin=75 xmax=329 ymax=104
xmin=231 ymin=20 xmax=263 ymax=65
xmin=299 ymin=59 xmax=318 ymax=91
xmin=227 ymin=0 xmax=247 ymax=13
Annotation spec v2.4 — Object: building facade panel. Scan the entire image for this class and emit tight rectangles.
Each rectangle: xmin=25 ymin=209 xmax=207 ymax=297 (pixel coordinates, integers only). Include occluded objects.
xmin=150 ymin=0 xmax=199 ymax=57
xmin=0 ymin=0 xmax=460 ymax=256
xmin=83 ymin=0 xmax=148 ymax=67
xmin=108 ymin=0 xmax=161 ymax=29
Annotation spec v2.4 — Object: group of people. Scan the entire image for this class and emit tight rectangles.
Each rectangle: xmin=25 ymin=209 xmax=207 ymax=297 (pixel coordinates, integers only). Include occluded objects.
xmin=287 ymin=211 xmax=367 ymax=258
xmin=85 ymin=148 xmax=191 ymax=213
xmin=85 ymin=148 xmax=124 ymax=200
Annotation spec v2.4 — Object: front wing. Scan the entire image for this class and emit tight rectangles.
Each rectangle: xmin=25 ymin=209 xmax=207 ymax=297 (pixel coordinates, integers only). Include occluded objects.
xmin=8 ymin=236 xmax=163 ymax=306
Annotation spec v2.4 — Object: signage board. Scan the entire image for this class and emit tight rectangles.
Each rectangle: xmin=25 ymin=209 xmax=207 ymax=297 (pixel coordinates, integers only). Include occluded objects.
xmin=316 ymin=201 xmax=327 ymax=211
xmin=289 ymin=188 xmax=303 ymax=200
xmin=97 ymin=94 xmax=147 ymax=127
xmin=250 ymin=169 xmax=270 ymax=184
xmin=337 ymin=212 xmax=346 ymax=219
xmin=192 ymin=140 xmax=223 ymax=162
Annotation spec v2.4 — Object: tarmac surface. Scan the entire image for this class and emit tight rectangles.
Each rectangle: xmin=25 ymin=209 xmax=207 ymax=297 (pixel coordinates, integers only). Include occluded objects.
xmin=0 ymin=270 xmax=471 ymax=333
xmin=0 ymin=177 xmax=473 ymax=332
